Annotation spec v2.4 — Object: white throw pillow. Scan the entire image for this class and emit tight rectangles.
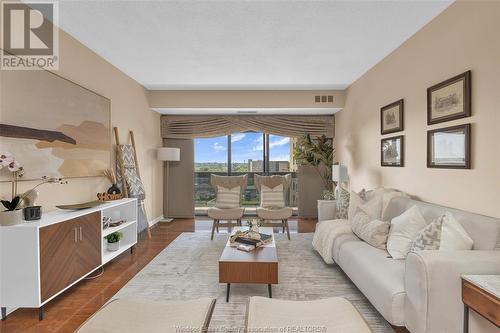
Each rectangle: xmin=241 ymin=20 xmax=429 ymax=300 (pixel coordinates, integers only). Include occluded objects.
xmin=387 ymin=205 xmax=427 ymax=259
xmin=440 ymin=212 xmax=473 ymax=250
xmin=260 ymin=184 xmax=285 ymax=208
xmin=215 ymin=185 xmax=240 ymax=209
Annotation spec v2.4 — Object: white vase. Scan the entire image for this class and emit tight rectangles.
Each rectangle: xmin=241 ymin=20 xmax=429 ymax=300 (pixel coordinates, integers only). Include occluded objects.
xmin=107 ymin=241 xmax=120 ymax=252
xmin=0 ymin=209 xmax=24 ymax=226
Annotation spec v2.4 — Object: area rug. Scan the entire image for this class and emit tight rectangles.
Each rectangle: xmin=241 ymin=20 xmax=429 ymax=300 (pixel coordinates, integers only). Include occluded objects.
xmin=115 ymin=232 xmax=394 ymax=333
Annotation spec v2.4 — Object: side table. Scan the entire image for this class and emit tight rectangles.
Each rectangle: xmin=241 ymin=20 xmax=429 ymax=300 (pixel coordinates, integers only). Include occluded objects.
xmin=461 ymin=275 xmax=499 ymax=333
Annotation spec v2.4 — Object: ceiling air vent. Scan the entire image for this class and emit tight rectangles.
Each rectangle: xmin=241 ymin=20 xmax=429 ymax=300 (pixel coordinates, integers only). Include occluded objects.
xmin=314 ymin=95 xmax=334 ymax=103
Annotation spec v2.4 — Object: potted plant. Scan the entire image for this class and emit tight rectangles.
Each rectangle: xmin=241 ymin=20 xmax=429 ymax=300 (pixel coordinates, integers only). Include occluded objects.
xmin=0 ymin=152 xmax=25 ymax=226
xmin=105 ymin=231 xmax=123 ymax=251
xmin=293 ymin=135 xmax=335 ymax=191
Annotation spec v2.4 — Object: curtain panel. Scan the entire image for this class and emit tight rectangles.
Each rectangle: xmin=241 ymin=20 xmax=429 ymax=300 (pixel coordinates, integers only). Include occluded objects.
xmin=161 ymin=115 xmax=334 ymax=138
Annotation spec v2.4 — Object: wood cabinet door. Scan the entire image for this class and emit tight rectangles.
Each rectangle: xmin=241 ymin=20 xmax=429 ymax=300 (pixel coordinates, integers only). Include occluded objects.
xmin=75 ymin=211 xmax=102 ymax=277
xmin=40 ymin=219 xmax=79 ymax=302
xmin=39 ymin=211 xmax=102 ymax=303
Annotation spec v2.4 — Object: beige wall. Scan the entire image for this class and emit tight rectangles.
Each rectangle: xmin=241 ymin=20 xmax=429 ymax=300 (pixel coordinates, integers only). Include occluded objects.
xmin=149 ymin=90 xmax=345 ymax=109
xmin=335 ymin=0 xmax=500 ymax=217
xmin=0 ymin=30 xmax=163 ymax=220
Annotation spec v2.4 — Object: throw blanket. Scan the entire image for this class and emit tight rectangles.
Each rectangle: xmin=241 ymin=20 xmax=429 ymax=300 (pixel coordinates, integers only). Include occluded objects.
xmin=312 ymin=219 xmax=354 ymax=264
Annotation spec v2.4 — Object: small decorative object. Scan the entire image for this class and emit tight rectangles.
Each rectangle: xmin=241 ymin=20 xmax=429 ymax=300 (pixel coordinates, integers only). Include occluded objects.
xmin=23 ymin=206 xmax=42 ymax=221
xmin=427 ymin=71 xmax=471 ymax=125
xmin=381 ymin=99 xmax=404 ymax=134
xmin=97 ymin=192 xmax=123 ymax=201
xmin=103 ymin=169 xmax=121 ymax=194
xmin=322 ymin=190 xmax=336 ymax=200
xmin=56 ymin=200 xmax=102 ymax=210
xmin=381 ymin=135 xmax=404 ymax=167
xmin=0 ymin=152 xmax=24 ymax=225
xmin=105 ymin=231 xmax=123 ymax=252
xmin=427 ymin=124 xmax=470 ymax=169
xmin=247 ymin=218 xmax=263 ymax=234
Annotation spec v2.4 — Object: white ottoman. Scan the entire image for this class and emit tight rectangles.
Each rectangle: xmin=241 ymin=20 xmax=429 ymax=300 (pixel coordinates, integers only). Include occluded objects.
xmin=246 ymin=297 xmax=373 ymax=333
xmin=77 ymin=298 xmax=216 ymax=333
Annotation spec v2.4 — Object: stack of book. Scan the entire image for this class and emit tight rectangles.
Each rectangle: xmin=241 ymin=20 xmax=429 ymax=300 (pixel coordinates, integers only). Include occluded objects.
xmin=230 ymin=230 xmax=272 ymax=252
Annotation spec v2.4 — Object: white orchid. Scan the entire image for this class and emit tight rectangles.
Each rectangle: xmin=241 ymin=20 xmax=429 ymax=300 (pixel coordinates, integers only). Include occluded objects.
xmin=0 ymin=152 xmax=14 ymax=168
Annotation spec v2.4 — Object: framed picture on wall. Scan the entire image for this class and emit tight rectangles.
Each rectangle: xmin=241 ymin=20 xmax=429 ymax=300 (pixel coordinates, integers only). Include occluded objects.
xmin=381 ymin=135 xmax=404 ymax=167
xmin=427 ymin=71 xmax=471 ymax=125
xmin=427 ymin=124 xmax=470 ymax=169
xmin=380 ymin=99 xmax=404 ymax=135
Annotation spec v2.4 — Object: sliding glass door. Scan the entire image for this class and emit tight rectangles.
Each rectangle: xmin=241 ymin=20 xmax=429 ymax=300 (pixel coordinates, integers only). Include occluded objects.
xmin=194 ymin=132 xmax=297 ymax=215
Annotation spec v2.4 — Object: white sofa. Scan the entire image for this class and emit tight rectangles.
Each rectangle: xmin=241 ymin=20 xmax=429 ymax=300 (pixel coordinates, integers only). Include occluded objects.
xmin=313 ymin=196 xmax=500 ymax=333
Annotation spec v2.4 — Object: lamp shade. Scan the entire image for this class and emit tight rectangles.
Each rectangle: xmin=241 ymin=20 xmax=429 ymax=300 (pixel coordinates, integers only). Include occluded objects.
xmin=332 ymin=165 xmax=348 ymax=182
xmin=157 ymin=147 xmax=180 ymax=161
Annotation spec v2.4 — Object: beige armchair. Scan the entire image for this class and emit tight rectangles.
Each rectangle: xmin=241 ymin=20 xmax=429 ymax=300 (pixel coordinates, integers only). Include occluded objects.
xmin=255 ymin=174 xmax=293 ymax=240
xmin=208 ymin=174 xmax=247 ymax=240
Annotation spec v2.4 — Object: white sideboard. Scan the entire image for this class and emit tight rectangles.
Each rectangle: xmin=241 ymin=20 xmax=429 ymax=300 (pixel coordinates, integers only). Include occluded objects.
xmin=0 ymin=198 xmax=137 ymax=320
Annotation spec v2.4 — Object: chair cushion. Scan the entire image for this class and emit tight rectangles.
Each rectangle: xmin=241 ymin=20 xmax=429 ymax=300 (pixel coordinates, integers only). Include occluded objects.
xmin=208 ymin=207 xmax=244 ymax=220
xmin=215 ymin=185 xmax=240 ymax=209
xmin=76 ymin=298 xmax=215 ymax=333
xmin=257 ymin=207 xmax=293 ymax=220
xmin=337 ymin=241 xmax=406 ymax=326
xmin=260 ymin=184 xmax=285 ymax=208
xmin=246 ymin=296 xmax=372 ymax=333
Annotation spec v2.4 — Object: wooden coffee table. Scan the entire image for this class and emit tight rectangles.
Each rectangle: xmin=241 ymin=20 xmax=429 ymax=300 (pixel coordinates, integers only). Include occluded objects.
xmin=219 ymin=227 xmax=278 ymax=302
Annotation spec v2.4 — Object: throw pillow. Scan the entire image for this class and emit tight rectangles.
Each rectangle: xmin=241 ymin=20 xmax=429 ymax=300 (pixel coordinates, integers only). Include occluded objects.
xmin=350 ymin=208 xmax=390 ymax=250
xmin=387 ymin=205 xmax=427 ymax=259
xmin=410 ymin=215 xmax=444 ymax=251
xmin=215 ymin=186 xmax=240 ymax=209
xmin=260 ymin=184 xmax=285 ymax=208
xmin=335 ymin=187 xmax=350 ymax=219
xmin=348 ymin=190 xmax=366 ymax=220
xmin=440 ymin=212 xmax=473 ymax=250
xmin=359 ymin=195 xmax=383 ymax=220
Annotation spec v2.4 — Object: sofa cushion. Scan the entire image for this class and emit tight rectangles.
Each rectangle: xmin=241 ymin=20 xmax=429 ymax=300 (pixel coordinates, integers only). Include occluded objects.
xmin=312 ymin=219 xmax=356 ymax=264
xmin=440 ymin=212 xmax=473 ymax=250
xmin=350 ymin=209 xmax=390 ymax=250
xmin=332 ymin=233 xmax=360 ymax=263
xmin=387 ymin=205 xmax=427 ymax=259
xmin=337 ymin=241 xmax=406 ymax=326
xmin=384 ymin=197 xmax=500 ymax=250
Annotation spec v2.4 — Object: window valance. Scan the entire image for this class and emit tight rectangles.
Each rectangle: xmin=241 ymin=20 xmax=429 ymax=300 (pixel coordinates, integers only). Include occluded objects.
xmin=160 ymin=115 xmax=334 ymax=138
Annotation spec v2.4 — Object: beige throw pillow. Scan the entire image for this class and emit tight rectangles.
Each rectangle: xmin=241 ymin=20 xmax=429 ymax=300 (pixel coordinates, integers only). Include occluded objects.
xmin=387 ymin=205 xmax=427 ymax=259
xmin=215 ymin=186 xmax=240 ymax=209
xmin=261 ymin=184 xmax=285 ymax=208
xmin=440 ymin=212 xmax=473 ymax=250
xmin=350 ymin=208 xmax=390 ymax=250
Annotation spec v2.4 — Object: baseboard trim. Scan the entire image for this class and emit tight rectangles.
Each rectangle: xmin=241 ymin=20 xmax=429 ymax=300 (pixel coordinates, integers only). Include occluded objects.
xmin=149 ymin=215 xmax=164 ymax=227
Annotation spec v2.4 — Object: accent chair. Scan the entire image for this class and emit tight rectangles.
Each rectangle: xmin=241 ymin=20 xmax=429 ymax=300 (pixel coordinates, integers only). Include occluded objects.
xmin=255 ymin=174 xmax=293 ymax=240
xmin=208 ymin=174 xmax=247 ymax=240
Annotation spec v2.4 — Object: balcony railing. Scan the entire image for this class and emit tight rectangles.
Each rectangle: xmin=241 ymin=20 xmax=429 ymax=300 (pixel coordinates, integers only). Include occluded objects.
xmin=194 ymin=171 xmax=298 ymax=216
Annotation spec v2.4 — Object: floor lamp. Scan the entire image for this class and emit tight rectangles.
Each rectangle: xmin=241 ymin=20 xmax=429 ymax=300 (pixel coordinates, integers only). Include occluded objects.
xmin=157 ymin=147 xmax=180 ymax=222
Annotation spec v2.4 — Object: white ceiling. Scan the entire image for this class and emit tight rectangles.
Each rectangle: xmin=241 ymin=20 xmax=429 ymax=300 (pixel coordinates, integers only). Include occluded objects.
xmin=57 ymin=0 xmax=453 ymax=90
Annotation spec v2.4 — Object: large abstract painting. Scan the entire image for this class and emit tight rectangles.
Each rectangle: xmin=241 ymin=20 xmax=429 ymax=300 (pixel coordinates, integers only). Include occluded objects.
xmin=0 ymin=70 xmax=111 ymax=181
